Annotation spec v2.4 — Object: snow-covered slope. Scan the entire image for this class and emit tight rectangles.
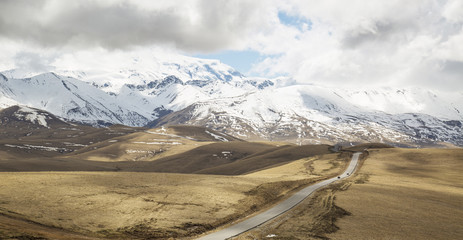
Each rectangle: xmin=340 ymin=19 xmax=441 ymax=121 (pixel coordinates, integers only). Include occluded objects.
xmin=148 ymin=85 xmax=463 ymax=147
xmin=1 ymin=51 xmax=462 ymax=146
xmin=1 ymin=49 xmax=246 ymax=95
xmin=0 ymin=51 xmax=273 ymax=126
xmin=0 ymin=72 xmax=149 ymax=126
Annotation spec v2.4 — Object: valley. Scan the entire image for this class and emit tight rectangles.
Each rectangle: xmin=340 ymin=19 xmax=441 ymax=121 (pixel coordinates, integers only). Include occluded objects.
xmin=1 ymin=2 xmax=462 ymax=239
xmin=0 ymin=105 xmax=462 ymax=239
xmin=0 ymin=126 xmax=348 ymax=239
xmin=0 ymin=107 xmax=350 ymax=239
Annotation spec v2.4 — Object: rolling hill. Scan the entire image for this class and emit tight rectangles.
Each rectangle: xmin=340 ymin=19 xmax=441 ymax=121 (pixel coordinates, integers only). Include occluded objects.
xmin=0 ymin=108 xmax=334 ymax=175
xmin=246 ymin=148 xmax=463 ymax=240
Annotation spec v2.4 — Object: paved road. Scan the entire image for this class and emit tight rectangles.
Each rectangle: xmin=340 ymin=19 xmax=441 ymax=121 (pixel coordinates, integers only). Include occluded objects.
xmin=197 ymin=152 xmax=362 ymax=240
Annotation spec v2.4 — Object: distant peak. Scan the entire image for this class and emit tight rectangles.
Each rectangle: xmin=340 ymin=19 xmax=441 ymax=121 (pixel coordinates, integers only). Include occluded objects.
xmin=0 ymin=73 xmax=7 ymax=81
xmin=33 ymin=72 xmax=61 ymax=80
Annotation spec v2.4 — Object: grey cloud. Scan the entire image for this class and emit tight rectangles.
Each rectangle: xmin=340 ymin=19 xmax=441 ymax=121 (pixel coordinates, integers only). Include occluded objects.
xmin=0 ymin=0 xmax=263 ymax=52
xmin=441 ymin=60 xmax=463 ymax=75
xmin=439 ymin=60 xmax=463 ymax=90
xmin=13 ymin=52 xmax=53 ymax=72
xmin=406 ymin=60 xmax=463 ymax=92
xmin=342 ymin=21 xmax=396 ymax=48
xmin=340 ymin=17 xmax=427 ymax=50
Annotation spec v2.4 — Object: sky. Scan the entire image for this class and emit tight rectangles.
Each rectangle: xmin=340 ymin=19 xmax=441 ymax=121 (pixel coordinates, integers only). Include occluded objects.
xmin=194 ymin=50 xmax=263 ymax=74
xmin=0 ymin=0 xmax=462 ymax=91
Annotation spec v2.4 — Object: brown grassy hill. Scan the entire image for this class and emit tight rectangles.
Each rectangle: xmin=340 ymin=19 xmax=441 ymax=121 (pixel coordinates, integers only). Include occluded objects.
xmin=197 ymin=144 xmax=334 ymax=175
xmin=247 ymin=148 xmax=463 ymax=240
xmin=0 ymin=106 xmax=144 ymax=158
xmin=64 ymin=125 xmax=240 ymax=163
xmin=132 ymin=143 xmax=333 ymax=175
xmin=169 ymin=125 xmax=241 ymax=142
xmin=0 ymin=152 xmax=350 ymax=239
xmin=126 ymin=141 xmax=277 ymax=173
xmin=328 ymin=148 xmax=463 ymax=240
xmin=0 ymin=114 xmax=334 ymax=175
xmin=0 ymin=157 xmax=117 ymax=172
xmin=0 ymin=105 xmax=69 ymax=129
xmin=0 ymin=143 xmax=333 ymax=174
xmin=344 ymin=143 xmax=393 ymax=152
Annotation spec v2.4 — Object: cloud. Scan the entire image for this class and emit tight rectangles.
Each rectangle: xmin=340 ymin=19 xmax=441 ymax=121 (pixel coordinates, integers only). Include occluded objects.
xmin=0 ymin=0 xmax=462 ymax=92
xmin=13 ymin=52 xmax=53 ymax=72
xmin=0 ymin=0 xmax=271 ymax=52
xmin=251 ymin=0 xmax=463 ymax=91
xmin=442 ymin=0 xmax=463 ymax=23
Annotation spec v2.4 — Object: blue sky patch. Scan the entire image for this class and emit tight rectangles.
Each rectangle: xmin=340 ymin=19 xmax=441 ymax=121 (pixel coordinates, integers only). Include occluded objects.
xmin=194 ymin=50 xmax=262 ymax=76
xmin=278 ymin=11 xmax=312 ymax=31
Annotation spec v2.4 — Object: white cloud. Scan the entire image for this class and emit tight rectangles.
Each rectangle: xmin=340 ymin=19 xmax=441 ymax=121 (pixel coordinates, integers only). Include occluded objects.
xmin=0 ymin=0 xmax=462 ymax=92
xmin=435 ymin=29 xmax=463 ymax=62
xmin=442 ymin=0 xmax=463 ymax=23
xmin=249 ymin=0 xmax=463 ymax=91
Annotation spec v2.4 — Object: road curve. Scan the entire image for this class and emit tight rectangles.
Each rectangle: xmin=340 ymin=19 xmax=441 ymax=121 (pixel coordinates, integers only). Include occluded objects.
xmin=197 ymin=152 xmax=362 ymax=240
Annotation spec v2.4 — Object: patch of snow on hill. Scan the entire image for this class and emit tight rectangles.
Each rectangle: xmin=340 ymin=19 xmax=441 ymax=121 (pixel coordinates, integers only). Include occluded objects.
xmin=14 ymin=106 xmax=49 ymax=127
xmin=205 ymin=130 xmax=229 ymax=142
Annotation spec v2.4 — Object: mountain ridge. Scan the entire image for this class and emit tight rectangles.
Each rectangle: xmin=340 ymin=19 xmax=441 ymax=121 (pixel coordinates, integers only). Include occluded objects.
xmin=1 ymin=52 xmax=462 ymax=147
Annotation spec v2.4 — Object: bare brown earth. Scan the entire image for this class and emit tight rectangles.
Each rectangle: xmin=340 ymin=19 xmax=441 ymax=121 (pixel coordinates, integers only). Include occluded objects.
xmin=238 ymin=148 xmax=463 ymax=240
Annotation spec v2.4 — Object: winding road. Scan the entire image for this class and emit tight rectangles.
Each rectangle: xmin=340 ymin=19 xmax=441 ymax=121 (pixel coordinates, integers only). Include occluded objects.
xmin=197 ymin=152 xmax=362 ymax=240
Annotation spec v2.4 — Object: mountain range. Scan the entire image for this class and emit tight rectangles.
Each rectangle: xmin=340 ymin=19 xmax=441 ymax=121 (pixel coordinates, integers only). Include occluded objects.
xmin=1 ymin=51 xmax=462 ymax=147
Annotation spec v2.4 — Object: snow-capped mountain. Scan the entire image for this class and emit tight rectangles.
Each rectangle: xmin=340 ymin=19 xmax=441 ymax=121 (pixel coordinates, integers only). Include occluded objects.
xmin=0 ymin=72 xmax=149 ymax=126
xmin=1 ymin=51 xmax=462 ymax=147
xmin=0 ymin=51 xmax=273 ymax=126
xmin=148 ymin=85 xmax=463 ymax=147
xmin=1 ymin=49 xmax=247 ymax=95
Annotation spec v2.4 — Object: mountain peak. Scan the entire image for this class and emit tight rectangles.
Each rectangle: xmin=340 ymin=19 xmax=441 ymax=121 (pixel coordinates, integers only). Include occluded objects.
xmin=0 ymin=51 xmax=462 ymax=147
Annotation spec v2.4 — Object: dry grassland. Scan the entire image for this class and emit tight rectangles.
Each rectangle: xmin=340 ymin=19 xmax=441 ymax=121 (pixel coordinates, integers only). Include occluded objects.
xmin=328 ymin=148 xmax=463 ymax=240
xmin=0 ymin=172 xmax=259 ymax=238
xmin=67 ymin=129 xmax=213 ymax=162
xmin=0 ymin=153 xmax=346 ymax=239
xmin=246 ymin=153 xmax=345 ymax=181
xmin=242 ymin=148 xmax=463 ymax=240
